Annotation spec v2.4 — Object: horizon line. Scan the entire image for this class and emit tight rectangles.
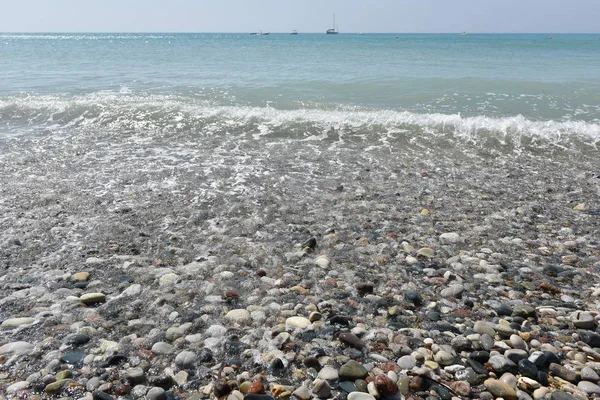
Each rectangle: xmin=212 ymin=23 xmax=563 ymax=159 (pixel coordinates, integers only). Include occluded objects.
xmin=2 ymin=31 xmax=600 ymax=35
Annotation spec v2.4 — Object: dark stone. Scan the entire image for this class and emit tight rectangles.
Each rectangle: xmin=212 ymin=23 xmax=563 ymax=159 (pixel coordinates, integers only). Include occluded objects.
xmin=470 ymin=351 xmax=490 ymax=363
xmin=198 ymin=347 xmax=213 ymax=363
xmin=432 ymin=385 xmax=452 ymax=400
xmin=244 ymin=395 xmax=275 ymax=400
xmin=73 ymin=282 xmax=89 ymax=289
xmin=270 ymin=358 xmax=285 ymax=376
xmin=466 ymin=359 xmax=489 ymax=376
xmin=537 ymin=371 xmax=549 ymax=387
xmin=339 ymin=381 xmax=358 ymax=393
xmin=579 ymin=331 xmax=600 ymax=348
xmin=147 ymin=375 xmax=173 ymax=389
xmin=223 ymin=340 xmax=248 ymax=356
xmin=464 ymin=299 xmax=474 ymax=308
xmin=303 ymin=356 xmax=321 ymax=371
xmin=425 ymin=311 xmax=441 ymax=321
xmin=60 ymin=350 xmax=86 ymax=365
xmin=302 ymin=237 xmax=317 ymax=250
xmin=496 ymin=303 xmax=513 ymax=316
xmin=432 ymin=323 xmax=459 ymax=333
xmin=550 ymin=392 xmax=576 ymax=400
xmin=405 ymin=290 xmax=423 ymax=306
xmin=330 ymin=315 xmax=350 ymax=326
xmin=518 ymin=359 xmax=538 ymax=379
xmin=543 ymin=351 xmax=560 ymax=366
xmin=92 ymin=390 xmax=114 ymax=400
xmin=356 ymin=282 xmax=374 ymax=296
xmin=64 ymin=334 xmax=90 ymax=347
xmin=102 ymin=354 xmax=128 ymax=367
xmin=309 ymin=348 xmax=327 ymax=358
xmin=301 ymin=331 xmax=318 ymax=341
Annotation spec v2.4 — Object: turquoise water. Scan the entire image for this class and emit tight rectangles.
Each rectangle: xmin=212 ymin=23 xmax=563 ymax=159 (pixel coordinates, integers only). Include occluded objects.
xmin=1 ymin=33 xmax=599 ymax=148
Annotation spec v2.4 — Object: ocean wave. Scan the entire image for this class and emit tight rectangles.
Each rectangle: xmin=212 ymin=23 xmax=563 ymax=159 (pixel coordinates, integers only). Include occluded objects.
xmin=1 ymin=93 xmax=599 ymax=153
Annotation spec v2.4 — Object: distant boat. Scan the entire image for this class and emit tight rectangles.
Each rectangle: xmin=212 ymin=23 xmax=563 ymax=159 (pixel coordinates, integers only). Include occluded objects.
xmin=326 ymin=13 xmax=339 ymax=34
xmin=291 ymin=30 xmax=298 ymax=35
xmin=250 ymin=30 xmax=269 ymax=36
xmin=460 ymin=32 xmax=468 ymax=36
xmin=358 ymin=32 xmax=364 ymax=36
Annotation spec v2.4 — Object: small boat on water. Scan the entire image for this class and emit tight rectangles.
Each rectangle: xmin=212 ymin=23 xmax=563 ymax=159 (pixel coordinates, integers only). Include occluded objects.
xmin=291 ymin=30 xmax=298 ymax=35
xmin=460 ymin=32 xmax=468 ymax=36
xmin=326 ymin=14 xmax=339 ymax=34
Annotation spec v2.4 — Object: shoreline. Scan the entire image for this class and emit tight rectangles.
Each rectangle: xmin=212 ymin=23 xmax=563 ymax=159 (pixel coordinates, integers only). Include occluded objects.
xmin=1 ymin=136 xmax=600 ymax=400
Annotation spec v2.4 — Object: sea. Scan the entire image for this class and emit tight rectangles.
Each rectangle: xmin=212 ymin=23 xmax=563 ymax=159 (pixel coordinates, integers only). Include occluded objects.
xmin=1 ymin=33 xmax=599 ymax=206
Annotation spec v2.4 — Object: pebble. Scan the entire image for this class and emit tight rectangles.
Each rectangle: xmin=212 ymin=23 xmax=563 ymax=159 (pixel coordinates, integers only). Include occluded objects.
xmin=79 ymin=292 xmax=106 ymax=305
xmin=285 ymin=316 xmax=311 ymax=329
xmin=0 ymin=341 xmax=34 ymax=355
xmin=146 ymin=386 xmax=166 ymax=400
xmin=225 ymin=309 xmax=251 ymax=325
xmin=484 ymin=378 xmax=518 ymax=400
xmin=347 ymin=393 xmax=376 ymax=400
xmin=175 ymin=350 xmax=196 ymax=368
xmin=1 ymin=317 xmax=35 ymax=329
xmin=339 ymin=360 xmax=368 ymax=380
xmin=6 ymin=381 xmax=30 ymax=394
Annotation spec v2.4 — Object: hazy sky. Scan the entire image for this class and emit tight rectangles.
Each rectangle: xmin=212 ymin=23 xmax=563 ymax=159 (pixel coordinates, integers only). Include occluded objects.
xmin=2 ymin=0 xmax=600 ymax=33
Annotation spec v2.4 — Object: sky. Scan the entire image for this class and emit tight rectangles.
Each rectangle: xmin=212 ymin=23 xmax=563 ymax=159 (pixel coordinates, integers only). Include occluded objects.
xmin=2 ymin=0 xmax=599 ymax=34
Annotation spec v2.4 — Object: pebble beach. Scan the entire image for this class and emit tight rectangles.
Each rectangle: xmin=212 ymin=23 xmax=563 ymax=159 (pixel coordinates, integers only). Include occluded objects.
xmin=1 ymin=125 xmax=600 ymax=400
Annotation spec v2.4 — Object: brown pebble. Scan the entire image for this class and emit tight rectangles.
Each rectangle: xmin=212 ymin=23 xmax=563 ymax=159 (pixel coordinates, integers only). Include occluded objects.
xmin=222 ymin=290 xmax=240 ymax=300
xmin=356 ymin=282 xmax=374 ymax=296
xmin=113 ymin=383 xmax=130 ymax=396
xmin=337 ymin=332 xmax=365 ymax=349
xmin=449 ymin=381 xmax=471 ymax=397
xmin=375 ymin=375 xmax=398 ymax=395
xmin=248 ymin=381 xmax=266 ymax=394
xmin=256 ymin=269 xmax=267 ymax=277
xmin=409 ymin=376 xmax=423 ymax=390
xmin=539 ymin=283 xmax=560 ymax=294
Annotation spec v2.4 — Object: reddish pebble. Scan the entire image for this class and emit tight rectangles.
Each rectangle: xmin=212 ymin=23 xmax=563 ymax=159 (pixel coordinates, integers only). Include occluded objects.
xmin=248 ymin=381 xmax=265 ymax=394
xmin=375 ymin=375 xmax=399 ymax=396
xmin=114 ymin=384 xmax=130 ymax=396
xmin=256 ymin=269 xmax=267 ymax=277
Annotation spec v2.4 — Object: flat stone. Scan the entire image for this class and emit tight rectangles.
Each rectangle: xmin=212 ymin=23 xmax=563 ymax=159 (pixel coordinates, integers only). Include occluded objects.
xmin=397 ymin=355 xmax=417 ymax=370
xmin=570 ymin=311 xmax=596 ymax=329
xmin=175 ymin=350 xmax=197 ymax=369
xmin=339 ymin=360 xmax=368 ymax=380
xmin=225 ymin=309 xmax=251 ymax=325
xmin=487 ymin=355 xmax=516 ymax=374
xmin=44 ymin=379 xmax=73 ymax=395
xmin=80 ymin=292 xmax=106 ymax=305
xmin=312 ymin=378 xmax=331 ymax=399
xmin=337 ymin=332 xmax=365 ymax=349
xmin=549 ymin=363 xmax=577 ymax=383
xmin=151 ymin=342 xmax=174 ymax=355
xmin=292 ymin=384 xmax=311 ymax=400
xmin=285 ymin=316 xmax=311 ymax=329
xmin=417 ymin=248 xmax=434 ymax=258
xmin=474 ymin=321 xmax=497 ymax=337
xmin=550 ymin=392 xmax=576 ymax=400
xmin=1 ymin=317 xmax=35 ymax=329
xmin=581 ymin=366 xmax=600 ymax=382
xmin=318 ymin=366 xmax=339 ymax=382
xmin=484 ymin=378 xmax=517 ymax=400
xmin=339 ymin=381 xmax=358 ymax=393
xmin=347 ymin=393 xmax=376 ymax=400
xmin=434 ymin=350 xmax=455 ymax=366
xmin=146 ymin=386 xmax=166 ymax=400
xmin=72 ymin=272 xmax=90 ymax=281
xmin=0 ymin=341 xmax=34 ymax=355
xmin=578 ymin=381 xmax=600 ymax=394
xmin=6 ymin=381 xmax=30 ymax=394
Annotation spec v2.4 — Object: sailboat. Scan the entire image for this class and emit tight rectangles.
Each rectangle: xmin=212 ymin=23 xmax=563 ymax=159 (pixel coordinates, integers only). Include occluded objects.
xmin=326 ymin=14 xmax=339 ymax=34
